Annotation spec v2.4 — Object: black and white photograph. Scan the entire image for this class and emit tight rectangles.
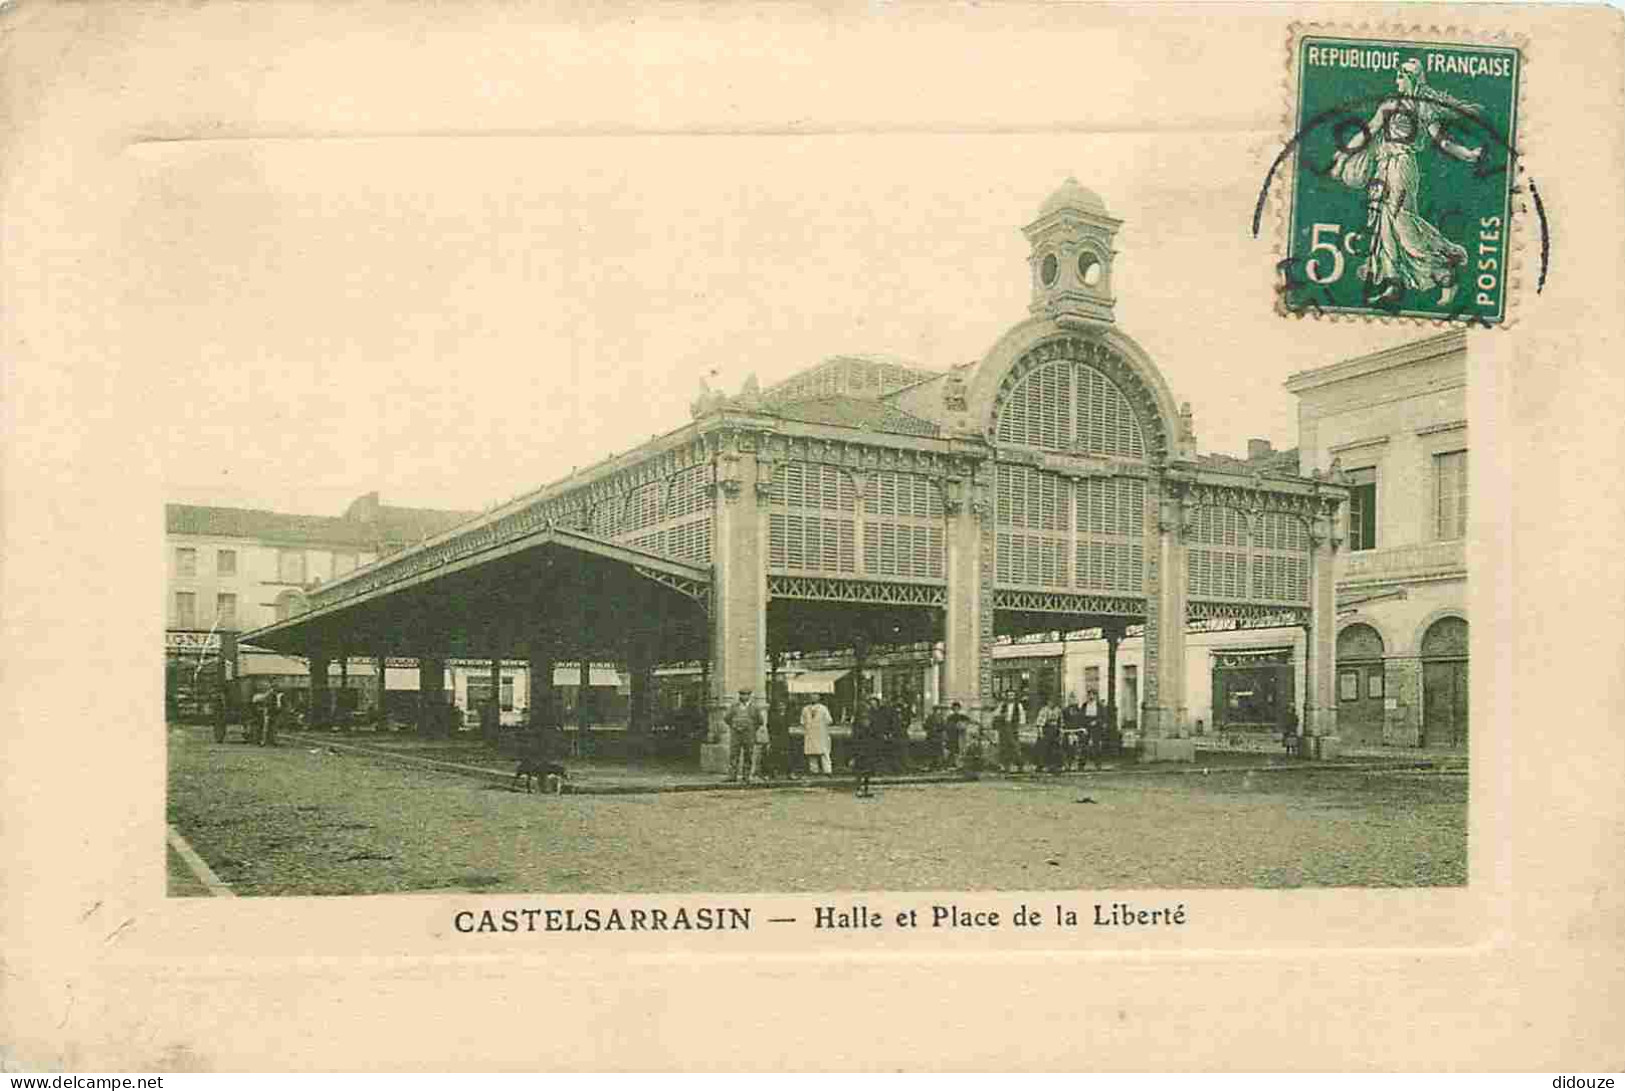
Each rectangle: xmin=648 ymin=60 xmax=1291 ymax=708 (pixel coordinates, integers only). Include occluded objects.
xmin=161 ymin=162 xmax=1473 ymax=898
xmin=4 ymin=0 xmax=1621 ymax=1073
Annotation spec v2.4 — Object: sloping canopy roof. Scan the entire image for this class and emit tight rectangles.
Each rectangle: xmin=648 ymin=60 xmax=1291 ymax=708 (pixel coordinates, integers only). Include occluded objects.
xmin=239 ymin=526 xmax=711 ymax=663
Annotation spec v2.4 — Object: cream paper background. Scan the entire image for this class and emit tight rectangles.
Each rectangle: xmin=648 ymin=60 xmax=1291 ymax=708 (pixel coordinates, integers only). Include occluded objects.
xmin=2 ymin=0 xmax=1621 ymax=1071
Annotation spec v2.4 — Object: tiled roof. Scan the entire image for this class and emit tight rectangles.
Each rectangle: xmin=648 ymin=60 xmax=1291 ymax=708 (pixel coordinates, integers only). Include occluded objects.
xmin=166 ymin=502 xmax=479 ymax=549
xmin=763 ymin=395 xmax=942 ymax=437
xmin=1196 ymin=448 xmax=1301 ymax=476
xmin=166 ymin=504 xmax=376 ymax=546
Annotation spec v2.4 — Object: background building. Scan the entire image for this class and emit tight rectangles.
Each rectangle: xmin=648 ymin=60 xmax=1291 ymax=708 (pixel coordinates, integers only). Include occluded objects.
xmin=164 ymin=494 xmax=476 ymax=720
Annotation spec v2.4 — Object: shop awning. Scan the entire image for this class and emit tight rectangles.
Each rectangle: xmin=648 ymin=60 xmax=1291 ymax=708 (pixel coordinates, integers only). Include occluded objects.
xmin=553 ymin=665 xmax=625 ymax=688
xmin=787 ymin=669 xmax=848 ymax=694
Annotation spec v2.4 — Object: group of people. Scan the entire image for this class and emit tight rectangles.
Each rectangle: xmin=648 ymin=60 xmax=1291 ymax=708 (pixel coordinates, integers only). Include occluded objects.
xmin=991 ymin=689 xmax=1116 ymax=774
xmin=730 ymin=685 xmax=1115 ymax=796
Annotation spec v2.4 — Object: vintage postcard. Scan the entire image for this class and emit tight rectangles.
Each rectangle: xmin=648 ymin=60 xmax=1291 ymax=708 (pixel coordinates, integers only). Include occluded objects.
xmin=2 ymin=0 xmax=1621 ymax=1073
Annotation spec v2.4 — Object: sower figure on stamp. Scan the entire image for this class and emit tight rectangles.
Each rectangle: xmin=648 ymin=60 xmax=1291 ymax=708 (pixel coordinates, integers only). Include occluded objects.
xmin=1330 ymin=58 xmax=1486 ymax=306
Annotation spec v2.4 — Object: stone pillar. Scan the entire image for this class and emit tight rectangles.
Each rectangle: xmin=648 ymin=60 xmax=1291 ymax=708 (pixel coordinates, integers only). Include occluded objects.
xmin=941 ymin=474 xmax=988 ymax=719
xmin=309 ymin=654 xmax=331 ymax=730
xmin=1304 ymin=505 xmax=1341 ymax=758
xmin=337 ymin=654 xmax=350 ymax=731
xmin=1105 ymin=625 xmax=1122 ymax=730
xmin=374 ymin=654 xmax=388 ymax=729
xmin=485 ymin=653 xmax=502 ymax=739
xmin=577 ymin=651 xmax=591 ymax=754
xmin=1140 ymin=478 xmax=1194 ymax=761
xmin=218 ymin=632 xmax=238 ymax=716
xmin=700 ymin=432 xmax=768 ymax=773
xmin=628 ymin=636 xmax=653 ymax=735
xmin=418 ymin=657 xmax=446 ymax=735
xmin=527 ymin=630 xmax=555 ymax=731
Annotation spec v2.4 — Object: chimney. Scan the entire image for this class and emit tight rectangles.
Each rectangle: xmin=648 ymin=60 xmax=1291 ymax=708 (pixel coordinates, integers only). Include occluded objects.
xmin=1247 ymin=438 xmax=1273 ymax=461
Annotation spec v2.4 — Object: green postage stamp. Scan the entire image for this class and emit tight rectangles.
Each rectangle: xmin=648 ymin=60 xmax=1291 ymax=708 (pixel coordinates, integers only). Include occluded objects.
xmin=1279 ymin=30 xmax=1525 ymax=324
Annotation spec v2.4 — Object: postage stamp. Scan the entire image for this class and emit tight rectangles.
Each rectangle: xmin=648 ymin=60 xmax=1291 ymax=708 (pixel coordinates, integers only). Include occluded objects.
xmin=1277 ymin=29 xmax=1525 ymax=324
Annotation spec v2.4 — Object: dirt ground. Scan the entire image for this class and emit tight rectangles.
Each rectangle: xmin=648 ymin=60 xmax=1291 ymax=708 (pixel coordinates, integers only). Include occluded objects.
xmin=167 ymin=724 xmax=1467 ymax=896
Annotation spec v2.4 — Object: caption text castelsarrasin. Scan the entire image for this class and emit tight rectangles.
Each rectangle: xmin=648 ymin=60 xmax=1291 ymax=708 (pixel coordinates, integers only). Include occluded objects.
xmin=452 ymin=901 xmax=1188 ymax=933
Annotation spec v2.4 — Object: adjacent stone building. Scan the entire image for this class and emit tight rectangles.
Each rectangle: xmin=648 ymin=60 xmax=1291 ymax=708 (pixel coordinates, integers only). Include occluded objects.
xmin=1288 ymin=331 xmax=1469 ymax=748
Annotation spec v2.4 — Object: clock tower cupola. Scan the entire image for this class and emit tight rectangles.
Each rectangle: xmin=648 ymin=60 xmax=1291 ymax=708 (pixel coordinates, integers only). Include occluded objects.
xmin=1024 ymin=176 xmax=1122 ymax=325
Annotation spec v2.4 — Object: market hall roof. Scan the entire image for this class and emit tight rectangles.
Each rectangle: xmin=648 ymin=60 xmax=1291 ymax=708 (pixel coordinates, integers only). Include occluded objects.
xmin=762 ymin=395 xmax=941 ymax=437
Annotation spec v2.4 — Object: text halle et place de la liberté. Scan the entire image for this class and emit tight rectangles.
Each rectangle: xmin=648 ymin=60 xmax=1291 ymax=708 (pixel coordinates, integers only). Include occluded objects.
xmin=450 ymin=901 xmax=1187 ymax=934
xmin=816 ymin=901 xmax=1188 ymax=930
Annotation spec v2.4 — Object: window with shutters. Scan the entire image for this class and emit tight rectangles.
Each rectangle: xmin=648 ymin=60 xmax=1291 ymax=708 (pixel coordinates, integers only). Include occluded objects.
xmin=995 ymin=464 xmax=1069 ymax=587
xmin=769 ymin=461 xmax=857 ymax=575
xmin=1433 ymin=450 xmax=1467 ymax=541
xmin=600 ymin=463 xmax=713 ymax=565
xmin=861 ymin=471 xmax=944 ymax=579
xmin=996 ymin=359 xmax=1146 ymax=459
xmin=621 ymin=482 xmax=663 ymax=538
xmin=1072 ymin=477 xmax=1145 ymax=592
xmin=1188 ymin=506 xmax=1309 ymax=604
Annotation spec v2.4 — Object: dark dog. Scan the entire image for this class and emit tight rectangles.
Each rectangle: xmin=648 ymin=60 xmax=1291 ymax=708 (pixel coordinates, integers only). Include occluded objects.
xmin=514 ymin=756 xmax=569 ymax=795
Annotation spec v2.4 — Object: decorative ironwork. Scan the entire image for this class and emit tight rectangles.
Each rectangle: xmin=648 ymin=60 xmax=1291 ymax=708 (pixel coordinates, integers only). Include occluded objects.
xmin=1186 ymin=600 xmax=1311 ymax=627
xmin=1185 ymin=477 xmax=1347 ymax=530
xmin=993 ymin=589 xmax=1145 ymax=616
xmin=768 ymin=574 xmax=946 ymax=607
xmin=632 ymin=565 xmax=711 ymax=613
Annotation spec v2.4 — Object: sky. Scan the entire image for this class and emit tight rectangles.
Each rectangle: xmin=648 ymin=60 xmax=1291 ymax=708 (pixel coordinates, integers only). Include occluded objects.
xmin=81 ymin=7 xmax=1434 ymax=519
xmin=148 ymin=131 xmax=1412 ymax=517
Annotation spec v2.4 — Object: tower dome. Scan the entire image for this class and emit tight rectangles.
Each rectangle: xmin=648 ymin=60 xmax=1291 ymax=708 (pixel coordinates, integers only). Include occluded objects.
xmin=1023 ymin=176 xmax=1122 ymax=325
xmin=1037 ymin=176 xmax=1109 ymax=218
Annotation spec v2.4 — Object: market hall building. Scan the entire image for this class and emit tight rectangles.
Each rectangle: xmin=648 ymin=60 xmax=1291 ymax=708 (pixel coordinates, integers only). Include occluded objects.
xmin=243 ymin=179 xmax=1350 ymax=765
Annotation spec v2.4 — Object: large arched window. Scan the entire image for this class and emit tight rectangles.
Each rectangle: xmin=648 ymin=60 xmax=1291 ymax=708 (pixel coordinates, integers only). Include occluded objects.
xmin=996 ymin=359 xmax=1146 ymax=458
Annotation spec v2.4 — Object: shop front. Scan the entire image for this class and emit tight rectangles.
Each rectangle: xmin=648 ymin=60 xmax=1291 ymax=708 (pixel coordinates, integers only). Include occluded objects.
xmin=1211 ymin=648 xmax=1296 ymax=735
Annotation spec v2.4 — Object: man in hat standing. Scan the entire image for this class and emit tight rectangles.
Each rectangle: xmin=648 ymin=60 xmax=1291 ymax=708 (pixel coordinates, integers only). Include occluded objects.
xmin=726 ymin=688 xmax=764 ymax=783
xmin=801 ymin=693 xmax=834 ymax=776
